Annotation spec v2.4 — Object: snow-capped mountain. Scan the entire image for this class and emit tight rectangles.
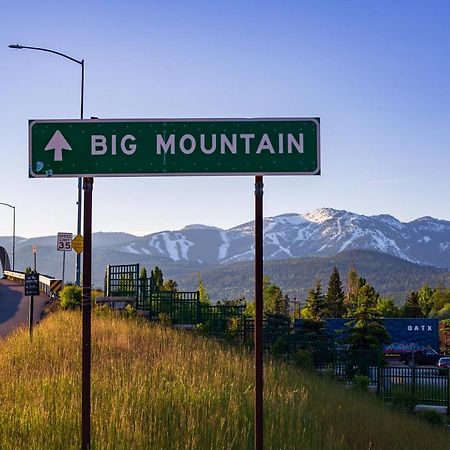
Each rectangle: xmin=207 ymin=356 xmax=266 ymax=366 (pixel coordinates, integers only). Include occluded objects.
xmin=118 ymin=208 xmax=450 ymax=268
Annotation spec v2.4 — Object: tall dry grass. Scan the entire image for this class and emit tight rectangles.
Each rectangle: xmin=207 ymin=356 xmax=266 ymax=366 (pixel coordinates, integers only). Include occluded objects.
xmin=0 ymin=309 xmax=448 ymax=449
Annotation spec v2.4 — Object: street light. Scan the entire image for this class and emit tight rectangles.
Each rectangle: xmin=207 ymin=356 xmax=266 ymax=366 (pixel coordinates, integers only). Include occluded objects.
xmin=9 ymin=43 xmax=84 ymax=285
xmin=0 ymin=203 xmax=16 ymax=271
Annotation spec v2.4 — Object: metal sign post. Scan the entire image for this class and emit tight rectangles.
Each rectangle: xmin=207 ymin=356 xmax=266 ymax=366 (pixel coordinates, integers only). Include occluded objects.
xmin=57 ymin=232 xmax=73 ymax=286
xmin=81 ymin=177 xmax=93 ymax=450
xmin=254 ymin=175 xmax=264 ymax=450
xmin=32 ymin=245 xmax=37 ymax=272
xmin=25 ymin=272 xmax=39 ymax=340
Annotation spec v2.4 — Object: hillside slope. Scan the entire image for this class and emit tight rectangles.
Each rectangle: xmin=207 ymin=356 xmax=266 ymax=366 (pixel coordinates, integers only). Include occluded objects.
xmin=175 ymin=249 xmax=450 ymax=302
xmin=0 ymin=310 xmax=448 ymax=449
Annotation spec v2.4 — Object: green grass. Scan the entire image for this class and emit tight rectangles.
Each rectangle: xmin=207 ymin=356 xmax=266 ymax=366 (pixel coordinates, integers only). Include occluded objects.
xmin=0 ymin=309 xmax=449 ymax=449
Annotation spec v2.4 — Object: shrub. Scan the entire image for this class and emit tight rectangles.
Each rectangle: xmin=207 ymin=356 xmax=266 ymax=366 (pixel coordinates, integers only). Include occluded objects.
xmin=353 ymin=375 xmax=370 ymax=392
xmin=59 ymin=285 xmax=82 ymax=310
xmin=390 ymin=389 xmax=419 ymax=412
xmin=415 ymin=410 xmax=444 ymax=426
xmin=123 ymin=304 xmax=137 ymax=319
xmin=225 ymin=317 xmax=242 ymax=341
xmin=158 ymin=313 xmax=172 ymax=326
xmin=293 ymin=349 xmax=314 ymax=369
xmin=271 ymin=336 xmax=288 ymax=357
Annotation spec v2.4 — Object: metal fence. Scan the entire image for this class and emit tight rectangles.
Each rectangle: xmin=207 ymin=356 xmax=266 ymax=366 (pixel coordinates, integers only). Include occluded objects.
xmin=378 ymin=366 xmax=450 ymax=413
xmin=105 ymin=264 xmax=140 ymax=299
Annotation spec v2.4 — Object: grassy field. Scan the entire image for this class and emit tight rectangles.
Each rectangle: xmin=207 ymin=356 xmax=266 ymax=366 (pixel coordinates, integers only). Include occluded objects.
xmin=0 ymin=309 xmax=449 ymax=449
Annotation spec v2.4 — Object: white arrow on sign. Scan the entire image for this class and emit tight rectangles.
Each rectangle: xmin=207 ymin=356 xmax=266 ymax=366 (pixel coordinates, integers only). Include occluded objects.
xmin=45 ymin=130 xmax=72 ymax=161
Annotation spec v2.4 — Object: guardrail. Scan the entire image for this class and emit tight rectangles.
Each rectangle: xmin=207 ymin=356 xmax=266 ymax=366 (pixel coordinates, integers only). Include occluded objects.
xmin=3 ymin=270 xmax=63 ymax=297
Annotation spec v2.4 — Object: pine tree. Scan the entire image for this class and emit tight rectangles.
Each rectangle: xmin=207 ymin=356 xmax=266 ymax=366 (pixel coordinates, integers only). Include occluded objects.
xmin=402 ymin=291 xmax=424 ymax=318
xmin=197 ymin=273 xmax=210 ymax=305
xmin=326 ymin=266 xmax=345 ymax=318
xmin=344 ymin=284 xmax=390 ymax=351
xmin=307 ymin=280 xmax=326 ymax=318
xmin=151 ymin=266 xmax=164 ymax=291
xmin=345 ymin=267 xmax=360 ymax=306
xmin=139 ymin=266 xmax=148 ymax=299
xmin=418 ymin=284 xmax=434 ymax=316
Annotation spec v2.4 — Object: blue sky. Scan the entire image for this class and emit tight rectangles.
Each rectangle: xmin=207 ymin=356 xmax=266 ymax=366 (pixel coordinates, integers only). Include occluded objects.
xmin=1 ymin=0 xmax=450 ymax=238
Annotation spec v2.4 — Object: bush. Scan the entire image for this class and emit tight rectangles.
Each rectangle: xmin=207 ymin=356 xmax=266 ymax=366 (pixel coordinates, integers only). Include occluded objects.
xmin=353 ymin=375 xmax=370 ymax=392
xmin=390 ymin=389 xmax=419 ymax=412
xmin=59 ymin=285 xmax=82 ymax=310
xmin=123 ymin=304 xmax=137 ymax=319
xmin=415 ymin=410 xmax=444 ymax=426
xmin=293 ymin=349 xmax=313 ymax=369
xmin=158 ymin=313 xmax=172 ymax=326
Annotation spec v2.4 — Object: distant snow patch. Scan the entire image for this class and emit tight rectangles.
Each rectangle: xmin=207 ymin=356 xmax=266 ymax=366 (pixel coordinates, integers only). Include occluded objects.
xmin=266 ymin=232 xmax=292 ymax=256
xmin=304 ymin=208 xmax=337 ymax=224
xmin=218 ymin=231 xmax=230 ymax=259
xmin=161 ymin=233 xmax=193 ymax=261
xmin=123 ymin=243 xmax=140 ymax=254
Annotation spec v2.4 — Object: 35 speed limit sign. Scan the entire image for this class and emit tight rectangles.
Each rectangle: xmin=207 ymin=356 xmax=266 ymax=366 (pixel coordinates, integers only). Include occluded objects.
xmin=57 ymin=232 xmax=73 ymax=251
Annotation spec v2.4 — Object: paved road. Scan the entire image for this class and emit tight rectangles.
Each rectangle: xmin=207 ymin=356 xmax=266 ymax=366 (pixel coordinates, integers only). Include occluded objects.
xmin=0 ymin=278 xmax=48 ymax=338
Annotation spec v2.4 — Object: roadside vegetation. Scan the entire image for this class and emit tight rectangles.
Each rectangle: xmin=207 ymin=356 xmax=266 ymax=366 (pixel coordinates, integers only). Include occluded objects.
xmin=0 ymin=309 xmax=448 ymax=449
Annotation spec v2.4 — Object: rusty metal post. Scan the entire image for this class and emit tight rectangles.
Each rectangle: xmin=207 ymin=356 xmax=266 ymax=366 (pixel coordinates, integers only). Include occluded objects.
xmin=82 ymin=177 xmax=93 ymax=450
xmin=254 ymin=175 xmax=264 ymax=450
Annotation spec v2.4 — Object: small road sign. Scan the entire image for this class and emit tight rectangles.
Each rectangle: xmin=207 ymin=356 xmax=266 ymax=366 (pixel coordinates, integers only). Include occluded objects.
xmin=72 ymin=234 xmax=84 ymax=254
xmin=57 ymin=232 xmax=73 ymax=252
xmin=25 ymin=272 xmax=40 ymax=296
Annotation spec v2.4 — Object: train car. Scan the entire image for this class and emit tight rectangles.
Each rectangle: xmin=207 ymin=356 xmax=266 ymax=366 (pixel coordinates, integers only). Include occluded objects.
xmin=295 ymin=318 xmax=440 ymax=353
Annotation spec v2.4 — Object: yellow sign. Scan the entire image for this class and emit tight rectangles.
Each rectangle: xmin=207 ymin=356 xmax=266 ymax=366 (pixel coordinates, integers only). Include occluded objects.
xmin=71 ymin=234 xmax=84 ymax=254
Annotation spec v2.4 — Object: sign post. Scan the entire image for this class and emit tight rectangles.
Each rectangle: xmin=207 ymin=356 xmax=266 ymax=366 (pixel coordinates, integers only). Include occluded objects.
xmin=254 ymin=175 xmax=264 ymax=450
xmin=32 ymin=245 xmax=37 ymax=272
xmin=82 ymin=177 xmax=93 ymax=450
xmin=57 ymin=232 xmax=73 ymax=286
xmin=29 ymin=117 xmax=320 ymax=450
xmin=25 ymin=272 xmax=40 ymax=340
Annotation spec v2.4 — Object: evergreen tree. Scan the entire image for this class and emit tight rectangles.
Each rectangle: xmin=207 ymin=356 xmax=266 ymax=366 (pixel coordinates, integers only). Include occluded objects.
xmin=300 ymin=280 xmax=326 ymax=335
xmin=345 ymin=267 xmax=360 ymax=307
xmin=344 ymin=284 xmax=390 ymax=351
xmin=140 ymin=267 xmax=148 ymax=280
xmin=151 ymin=266 xmax=164 ymax=291
xmin=197 ymin=273 xmax=211 ymax=305
xmin=326 ymin=266 xmax=345 ymax=318
xmin=418 ymin=284 xmax=434 ymax=317
xmin=306 ymin=279 xmax=326 ymax=318
xmin=139 ymin=266 xmax=148 ymax=299
xmin=401 ymin=291 xmax=424 ymax=318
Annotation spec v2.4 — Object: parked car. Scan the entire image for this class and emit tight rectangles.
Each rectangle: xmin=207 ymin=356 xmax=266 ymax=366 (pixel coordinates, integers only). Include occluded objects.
xmin=436 ymin=357 xmax=450 ymax=375
xmin=400 ymin=347 xmax=444 ymax=366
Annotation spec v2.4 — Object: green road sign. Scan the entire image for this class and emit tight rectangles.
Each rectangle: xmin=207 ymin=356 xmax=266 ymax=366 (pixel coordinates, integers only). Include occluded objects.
xmin=29 ymin=118 xmax=320 ymax=177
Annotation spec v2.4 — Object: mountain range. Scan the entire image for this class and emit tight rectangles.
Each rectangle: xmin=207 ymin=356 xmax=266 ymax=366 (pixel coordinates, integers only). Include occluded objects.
xmin=1 ymin=208 xmax=450 ymax=300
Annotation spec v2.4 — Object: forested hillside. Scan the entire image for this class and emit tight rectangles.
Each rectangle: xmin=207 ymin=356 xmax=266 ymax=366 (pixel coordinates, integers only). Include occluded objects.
xmin=175 ymin=249 xmax=450 ymax=303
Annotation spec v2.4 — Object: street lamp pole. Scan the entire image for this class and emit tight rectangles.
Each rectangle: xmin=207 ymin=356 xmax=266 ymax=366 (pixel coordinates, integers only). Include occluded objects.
xmin=9 ymin=44 xmax=84 ymax=285
xmin=0 ymin=203 xmax=15 ymax=271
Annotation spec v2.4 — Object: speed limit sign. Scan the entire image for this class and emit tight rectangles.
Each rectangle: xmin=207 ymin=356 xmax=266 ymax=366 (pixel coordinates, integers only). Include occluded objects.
xmin=57 ymin=232 xmax=73 ymax=252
